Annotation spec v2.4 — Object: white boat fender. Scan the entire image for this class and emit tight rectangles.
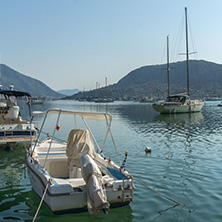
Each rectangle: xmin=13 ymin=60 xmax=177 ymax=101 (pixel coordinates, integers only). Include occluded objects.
xmin=145 ymin=146 xmax=152 ymax=153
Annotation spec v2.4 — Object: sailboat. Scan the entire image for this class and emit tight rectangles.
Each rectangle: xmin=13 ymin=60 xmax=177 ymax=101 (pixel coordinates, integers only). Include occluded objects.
xmin=30 ymin=80 xmax=45 ymax=105
xmin=152 ymin=8 xmax=204 ymax=114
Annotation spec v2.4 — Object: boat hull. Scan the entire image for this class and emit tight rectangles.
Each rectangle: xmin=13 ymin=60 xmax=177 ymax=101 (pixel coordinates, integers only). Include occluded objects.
xmin=26 ymin=155 xmax=133 ymax=214
xmin=0 ymin=123 xmax=36 ymax=148
xmin=152 ymin=101 xmax=204 ymax=114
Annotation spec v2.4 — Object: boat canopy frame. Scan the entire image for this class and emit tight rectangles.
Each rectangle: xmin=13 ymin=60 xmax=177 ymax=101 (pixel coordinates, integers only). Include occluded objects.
xmin=0 ymin=90 xmax=34 ymax=146
xmin=0 ymin=90 xmax=31 ymax=98
xmin=31 ymin=109 xmax=121 ymax=165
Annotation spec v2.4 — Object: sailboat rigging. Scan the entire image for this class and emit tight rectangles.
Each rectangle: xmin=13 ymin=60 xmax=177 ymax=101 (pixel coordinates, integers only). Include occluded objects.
xmin=152 ymin=7 xmax=204 ymax=114
xmin=167 ymin=35 xmax=170 ymax=97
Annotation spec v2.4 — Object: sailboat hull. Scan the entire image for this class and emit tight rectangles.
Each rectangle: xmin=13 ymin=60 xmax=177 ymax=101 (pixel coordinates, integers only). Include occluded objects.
xmin=152 ymin=101 xmax=204 ymax=114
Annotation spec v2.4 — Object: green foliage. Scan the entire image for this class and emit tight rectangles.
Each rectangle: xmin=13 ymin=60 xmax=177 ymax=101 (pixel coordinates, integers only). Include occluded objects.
xmin=1 ymin=60 xmax=220 ymax=100
xmin=68 ymin=60 xmax=222 ymax=100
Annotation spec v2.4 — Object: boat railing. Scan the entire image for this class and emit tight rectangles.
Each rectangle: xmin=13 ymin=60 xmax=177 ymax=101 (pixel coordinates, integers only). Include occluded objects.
xmin=191 ymin=99 xmax=205 ymax=104
xmin=31 ymin=109 xmax=121 ymax=165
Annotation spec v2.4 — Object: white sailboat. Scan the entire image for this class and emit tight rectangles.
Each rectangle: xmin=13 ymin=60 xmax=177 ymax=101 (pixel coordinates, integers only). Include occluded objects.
xmin=30 ymin=97 xmax=45 ymax=105
xmin=30 ymin=80 xmax=45 ymax=105
xmin=152 ymin=8 xmax=204 ymax=114
xmin=26 ymin=109 xmax=134 ymax=215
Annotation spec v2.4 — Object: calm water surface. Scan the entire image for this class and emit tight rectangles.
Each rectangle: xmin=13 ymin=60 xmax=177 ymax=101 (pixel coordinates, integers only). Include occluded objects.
xmin=0 ymin=100 xmax=222 ymax=222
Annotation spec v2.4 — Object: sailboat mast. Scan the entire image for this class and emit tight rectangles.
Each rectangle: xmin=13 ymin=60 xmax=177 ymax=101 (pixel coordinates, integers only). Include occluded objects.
xmin=167 ymin=35 xmax=170 ymax=96
xmin=185 ymin=7 xmax=190 ymax=96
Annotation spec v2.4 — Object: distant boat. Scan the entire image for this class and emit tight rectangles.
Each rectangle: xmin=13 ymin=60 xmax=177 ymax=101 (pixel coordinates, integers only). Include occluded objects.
xmin=0 ymin=87 xmax=36 ymax=148
xmin=218 ymin=102 xmax=222 ymax=107
xmin=94 ymin=98 xmax=114 ymax=103
xmin=206 ymin=96 xmax=221 ymax=101
xmin=152 ymin=8 xmax=204 ymax=114
xmin=31 ymin=80 xmax=45 ymax=105
xmin=30 ymin=97 xmax=45 ymax=105
xmin=137 ymin=97 xmax=154 ymax=103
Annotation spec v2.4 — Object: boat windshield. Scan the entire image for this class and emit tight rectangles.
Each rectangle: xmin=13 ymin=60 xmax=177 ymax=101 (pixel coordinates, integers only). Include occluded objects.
xmin=166 ymin=95 xmax=188 ymax=104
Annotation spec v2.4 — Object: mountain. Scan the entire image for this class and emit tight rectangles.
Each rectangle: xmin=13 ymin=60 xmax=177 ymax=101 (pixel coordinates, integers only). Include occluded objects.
xmin=68 ymin=60 xmax=222 ymax=100
xmin=57 ymin=88 xmax=80 ymax=96
xmin=0 ymin=64 xmax=63 ymax=98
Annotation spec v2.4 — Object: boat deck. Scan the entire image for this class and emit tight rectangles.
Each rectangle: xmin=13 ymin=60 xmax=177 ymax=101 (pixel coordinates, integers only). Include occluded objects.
xmin=0 ymin=136 xmax=36 ymax=144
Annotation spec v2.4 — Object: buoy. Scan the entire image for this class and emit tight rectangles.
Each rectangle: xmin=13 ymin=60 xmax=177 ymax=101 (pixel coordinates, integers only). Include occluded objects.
xmin=145 ymin=146 xmax=152 ymax=153
xmin=56 ymin=124 xmax=60 ymax=131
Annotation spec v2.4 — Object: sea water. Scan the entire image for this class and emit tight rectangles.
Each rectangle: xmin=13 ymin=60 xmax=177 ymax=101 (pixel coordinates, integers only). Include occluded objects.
xmin=0 ymin=100 xmax=222 ymax=222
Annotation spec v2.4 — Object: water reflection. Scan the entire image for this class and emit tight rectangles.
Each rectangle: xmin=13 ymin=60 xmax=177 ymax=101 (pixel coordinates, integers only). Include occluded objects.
xmin=25 ymin=190 xmax=133 ymax=222
xmin=153 ymin=112 xmax=204 ymax=124
xmin=0 ymin=148 xmax=33 ymax=222
xmin=111 ymin=103 xmax=155 ymax=124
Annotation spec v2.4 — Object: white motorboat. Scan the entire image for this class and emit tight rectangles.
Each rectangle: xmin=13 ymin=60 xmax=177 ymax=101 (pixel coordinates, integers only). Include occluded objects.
xmin=26 ymin=109 xmax=134 ymax=215
xmin=0 ymin=89 xmax=36 ymax=148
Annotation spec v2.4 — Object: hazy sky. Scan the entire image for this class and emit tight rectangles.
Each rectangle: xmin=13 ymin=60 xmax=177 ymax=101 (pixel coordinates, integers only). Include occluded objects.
xmin=0 ymin=0 xmax=221 ymax=91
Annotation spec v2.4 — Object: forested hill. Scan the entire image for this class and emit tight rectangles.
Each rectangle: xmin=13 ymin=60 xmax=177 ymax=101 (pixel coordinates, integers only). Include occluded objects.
xmin=69 ymin=60 xmax=222 ymax=100
xmin=0 ymin=64 xmax=63 ymax=98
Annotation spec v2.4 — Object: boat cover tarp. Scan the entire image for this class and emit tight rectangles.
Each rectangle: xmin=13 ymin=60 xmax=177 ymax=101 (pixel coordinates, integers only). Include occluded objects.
xmin=81 ymin=154 xmax=110 ymax=214
xmin=66 ymin=129 xmax=96 ymax=169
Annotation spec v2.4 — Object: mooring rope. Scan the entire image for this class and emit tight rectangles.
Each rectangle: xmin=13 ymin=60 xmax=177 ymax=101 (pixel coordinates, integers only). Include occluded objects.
xmin=94 ymin=154 xmax=183 ymax=206
xmin=35 ymin=127 xmax=66 ymax=143
xmin=32 ymin=181 xmax=50 ymax=222
xmin=130 ymin=175 xmax=184 ymax=206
